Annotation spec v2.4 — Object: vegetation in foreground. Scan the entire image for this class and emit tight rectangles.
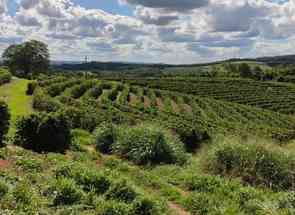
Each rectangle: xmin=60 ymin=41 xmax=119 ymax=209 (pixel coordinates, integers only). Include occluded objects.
xmin=1 ymin=42 xmax=295 ymax=214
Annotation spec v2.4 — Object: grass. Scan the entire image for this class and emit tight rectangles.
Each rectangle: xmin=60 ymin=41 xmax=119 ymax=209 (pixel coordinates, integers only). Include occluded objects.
xmin=0 ymin=78 xmax=33 ymax=136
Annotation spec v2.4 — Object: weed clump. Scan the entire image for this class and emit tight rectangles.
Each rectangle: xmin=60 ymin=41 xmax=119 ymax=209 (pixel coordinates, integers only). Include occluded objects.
xmin=94 ymin=123 xmax=187 ymax=165
xmin=207 ymin=141 xmax=295 ymax=190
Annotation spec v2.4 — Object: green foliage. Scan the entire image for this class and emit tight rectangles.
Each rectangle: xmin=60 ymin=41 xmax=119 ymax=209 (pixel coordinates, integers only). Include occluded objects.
xmin=114 ymin=124 xmax=187 ymax=165
xmin=26 ymin=81 xmax=37 ymax=95
xmin=55 ymin=164 xmax=111 ymax=194
xmin=58 ymin=106 xmax=98 ymax=131
xmin=0 ymin=70 xmax=12 ymax=85
xmin=13 ymin=182 xmax=34 ymax=205
xmin=69 ymin=80 xmax=96 ymax=99
xmin=16 ymin=158 xmax=42 ymax=172
xmin=0 ymin=180 xmax=8 ymax=199
xmin=15 ymin=113 xmax=72 ymax=153
xmin=33 ymin=89 xmax=61 ymax=112
xmin=51 ymin=177 xmax=83 ymax=206
xmin=208 ymin=142 xmax=295 ymax=190
xmin=0 ymin=101 xmax=10 ymax=147
xmin=94 ymin=123 xmax=117 ymax=154
xmin=131 ymin=197 xmax=165 ymax=215
xmin=96 ymin=199 xmax=131 ymax=215
xmin=105 ymin=179 xmax=138 ymax=203
xmin=2 ymin=40 xmax=49 ymax=77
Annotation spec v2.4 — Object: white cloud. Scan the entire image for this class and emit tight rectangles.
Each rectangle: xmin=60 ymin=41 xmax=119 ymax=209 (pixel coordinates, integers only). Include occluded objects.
xmin=0 ymin=0 xmax=295 ymax=63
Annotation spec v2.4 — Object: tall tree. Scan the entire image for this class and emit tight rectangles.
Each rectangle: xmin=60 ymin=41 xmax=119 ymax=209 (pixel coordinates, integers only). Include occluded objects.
xmin=2 ymin=40 xmax=50 ymax=77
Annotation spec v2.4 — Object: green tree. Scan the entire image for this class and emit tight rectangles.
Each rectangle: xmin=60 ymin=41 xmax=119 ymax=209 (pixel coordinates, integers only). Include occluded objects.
xmin=239 ymin=63 xmax=252 ymax=78
xmin=2 ymin=40 xmax=49 ymax=77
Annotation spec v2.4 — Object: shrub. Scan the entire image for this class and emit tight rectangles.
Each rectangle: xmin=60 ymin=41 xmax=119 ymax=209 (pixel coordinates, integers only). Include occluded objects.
xmin=278 ymin=192 xmax=295 ymax=209
xmin=114 ymin=124 xmax=187 ymax=165
xmin=0 ymin=101 xmax=10 ymax=147
xmin=33 ymin=89 xmax=61 ymax=112
xmin=16 ymin=158 xmax=42 ymax=172
xmin=176 ymin=127 xmax=210 ymax=152
xmin=105 ymin=179 xmax=137 ymax=203
xmin=207 ymin=142 xmax=295 ymax=190
xmin=87 ymin=85 xmax=103 ymax=99
xmin=74 ymin=170 xmax=111 ymax=194
xmin=55 ymin=164 xmax=111 ymax=194
xmin=58 ymin=106 xmax=98 ymax=131
xmin=131 ymin=197 xmax=165 ymax=215
xmin=26 ymin=81 xmax=37 ymax=95
xmin=96 ymin=199 xmax=131 ymax=215
xmin=184 ymin=193 xmax=218 ymax=215
xmin=15 ymin=113 xmax=71 ymax=153
xmin=13 ymin=182 xmax=34 ymax=205
xmin=0 ymin=70 xmax=12 ymax=85
xmin=69 ymin=81 xmax=96 ymax=99
xmin=0 ymin=180 xmax=8 ymax=199
xmin=94 ymin=123 xmax=117 ymax=154
xmin=51 ymin=178 xmax=83 ymax=206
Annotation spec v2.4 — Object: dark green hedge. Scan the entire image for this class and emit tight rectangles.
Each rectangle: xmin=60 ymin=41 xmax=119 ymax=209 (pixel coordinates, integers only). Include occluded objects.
xmin=0 ymin=101 xmax=10 ymax=147
xmin=15 ymin=113 xmax=71 ymax=153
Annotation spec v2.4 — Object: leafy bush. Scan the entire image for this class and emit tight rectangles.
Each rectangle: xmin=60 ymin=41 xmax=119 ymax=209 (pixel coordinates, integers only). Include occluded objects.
xmin=176 ymin=127 xmax=210 ymax=152
xmin=58 ymin=106 xmax=98 ymax=131
xmin=96 ymin=199 xmax=131 ymax=215
xmin=131 ymin=197 xmax=165 ymax=215
xmin=15 ymin=113 xmax=71 ymax=153
xmin=26 ymin=81 xmax=37 ymax=95
xmin=278 ymin=192 xmax=295 ymax=209
xmin=0 ymin=101 xmax=10 ymax=147
xmin=69 ymin=81 xmax=96 ymax=99
xmin=208 ymin=142 xmax=295 ymax=190
xmin=13 ymin=182 xmax=34 ymax=205
xmin=0 ymin=180 xmax=8 ymax=199
xmin=86 ymin=85 xmax=103 ymax=99
xmin=0 ymin=70 xmax=12 ymax=85
xmin=33 ymin=89 xmax=61 ymax=112
xmin=55 ymin=164 xmax=111 ymax=194
xmin=51 ymin=177 xmax=83 ymax=205
xmin=114 ymin=124 xmax=187 ymax=165
xmin=184 ymin=193 xmax=218 ymax=215
xmin=94 ymin=123 xmax=117 ymax=154
xmin=105 ymin=179 xmax=137 ymax=203
xmin=16 ymin=158 xmax=42 ymax=172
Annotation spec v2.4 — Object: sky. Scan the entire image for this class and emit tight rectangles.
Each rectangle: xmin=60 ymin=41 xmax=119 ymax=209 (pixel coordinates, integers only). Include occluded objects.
xmin=0 ymin=0 xmax=294 ymax=64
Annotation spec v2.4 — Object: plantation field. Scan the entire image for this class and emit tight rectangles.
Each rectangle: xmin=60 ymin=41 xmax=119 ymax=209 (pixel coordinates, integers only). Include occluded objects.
xmin=1 ymin=70 xmax=295 ymax=214
xmin=34 ymin=76 xmax=295 ymax=141
xmin=119 ymin=77 xmax=295 ymax=115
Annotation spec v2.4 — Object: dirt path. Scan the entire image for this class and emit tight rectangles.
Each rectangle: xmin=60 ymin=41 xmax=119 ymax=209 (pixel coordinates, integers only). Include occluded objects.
xmin=168 ymin=202 xmax=191 ymax=215
xmin=182 ymin=104 xmax=193 ymax=115
xmin=171 ymin=100 xmax=180 ymax=114
xmin=129 ymin=93 xmax=138 ymax=106
xmin=143 ymin=96 xmax=151 ymax=108
xmin=156 ymin=97 xmax=164 ymax=110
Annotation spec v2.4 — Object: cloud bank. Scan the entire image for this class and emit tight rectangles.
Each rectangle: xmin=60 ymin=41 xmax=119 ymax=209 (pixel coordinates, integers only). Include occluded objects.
xmin=0 ymin=0 xmax=294 ymax=63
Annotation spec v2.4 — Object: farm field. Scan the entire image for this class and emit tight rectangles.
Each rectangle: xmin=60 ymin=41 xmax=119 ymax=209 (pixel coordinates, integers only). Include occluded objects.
xmin=2 ymin=1 xmax=295 ymax=213
xmin=119 ymin=77 xmax=295 ymax=115
xmin=0 ymin=69 xmax=294 ymax=214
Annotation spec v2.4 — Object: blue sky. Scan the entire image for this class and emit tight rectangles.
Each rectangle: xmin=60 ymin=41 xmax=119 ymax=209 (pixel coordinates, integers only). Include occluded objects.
xmin=73 ymin=0 xmax=133 ymax=16
xmin=0 ymin=0 xmax=294 ymax=64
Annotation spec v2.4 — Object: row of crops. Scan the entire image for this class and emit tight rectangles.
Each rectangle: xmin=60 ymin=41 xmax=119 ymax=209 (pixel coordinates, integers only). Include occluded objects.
xmin=117 ymin=77 xmax=295 ymax=115
xmin=34 ymin=76 xmax=295 ymax=142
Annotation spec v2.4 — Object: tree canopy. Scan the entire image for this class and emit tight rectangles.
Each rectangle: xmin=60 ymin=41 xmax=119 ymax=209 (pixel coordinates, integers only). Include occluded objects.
xmin=2 ymin=40 xmax=50 ymax=77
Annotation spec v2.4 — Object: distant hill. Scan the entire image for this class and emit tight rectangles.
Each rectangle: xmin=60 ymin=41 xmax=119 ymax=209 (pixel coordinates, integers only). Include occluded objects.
xmin=51 ymin=54 xmax=295 ymax=72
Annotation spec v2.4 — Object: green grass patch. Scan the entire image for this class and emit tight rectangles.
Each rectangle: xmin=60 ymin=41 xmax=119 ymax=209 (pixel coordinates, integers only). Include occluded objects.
xmin=0 ymin=78 xmax=33 ymax=136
